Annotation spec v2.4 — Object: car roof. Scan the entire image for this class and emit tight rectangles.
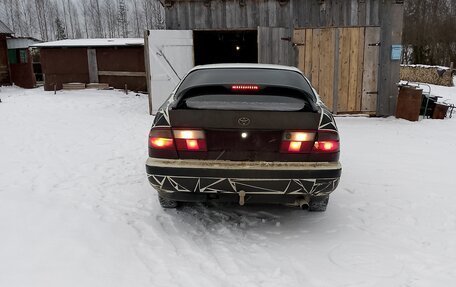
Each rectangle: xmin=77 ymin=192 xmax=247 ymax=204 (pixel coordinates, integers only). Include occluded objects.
xmin=190 ymin=63 xmax=303 ymax=74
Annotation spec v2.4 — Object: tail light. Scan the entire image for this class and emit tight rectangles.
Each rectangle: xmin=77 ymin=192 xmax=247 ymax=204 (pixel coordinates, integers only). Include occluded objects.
xmin=148 ymin=127 xmax=178 ymax=158
xmin=280 ymin=130 xmax=340 ymax=154
xmin=313 ymin=131 xmax=340 ymax=153
xmin=173 ymin=129 xmax=207 ymax=152
xmin=148 ymin=128 xmax=208 ymax=158
xmin=280 ymin=131 xmax=316 ymax=153
xmin=149 ymin=128 xmax=175 ymax=150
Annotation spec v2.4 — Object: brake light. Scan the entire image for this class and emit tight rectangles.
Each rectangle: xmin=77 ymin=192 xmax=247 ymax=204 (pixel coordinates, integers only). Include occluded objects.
xmin=150 ymin=138 xmax=174 ymax=149
xmin=149 ymin=128 xmax=175 ymax=150
xmin=186 ymin=139 xmax=200 ymax=150
xmin=148 ymin=128 xmax=178 ymax=159
xmin=280 ymin=131 xmax=316 ymax=153
xmin=314 ymin=141 xmax=339 ymax=152
xmin=288 ymin=141 xmax=302 ymax=152
xmin=312 ymin=131 xmax=340 ymax=153
xmin=173 ymin=129 xmax=207 ymax=151
xmin=231 ymin=85 xmax=259 ymax=91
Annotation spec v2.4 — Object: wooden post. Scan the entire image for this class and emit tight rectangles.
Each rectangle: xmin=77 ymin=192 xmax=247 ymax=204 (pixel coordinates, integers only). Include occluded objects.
xmin=87 ymin=49 xmax=99 ymax=83
xmin=124 ymin=84 xmax=128 ymax=95
xmin=144 ymin=30 xmax=153 ymax=115
xmin=377 ymin=1 xmax=404 ymax=116
xmin=54 ymin=84 xmax=56 ymax=95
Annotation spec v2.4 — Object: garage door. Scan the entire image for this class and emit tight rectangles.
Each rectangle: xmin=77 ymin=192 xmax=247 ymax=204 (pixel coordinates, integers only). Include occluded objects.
xmin=293 ymin=27 xmax=381 ymax=114
xmin=145 ymin=30 xmax=194 ymax=114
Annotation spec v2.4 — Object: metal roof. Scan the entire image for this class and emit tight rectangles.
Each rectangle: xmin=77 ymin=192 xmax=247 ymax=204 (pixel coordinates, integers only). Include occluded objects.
xmin=0 ymin=19 xmax=14 ymax=35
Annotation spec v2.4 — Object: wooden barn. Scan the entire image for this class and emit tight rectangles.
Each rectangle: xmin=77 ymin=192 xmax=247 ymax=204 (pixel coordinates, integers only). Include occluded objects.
xmin=145 ymin=0 xmax=404 ymax=116
xmin=7 ymin=37 xmax=42 ymax=88
xmin=33 ymin=39 xmax=147 ymax=92
xmin=0 ymin=20 xmax=14 ymax=85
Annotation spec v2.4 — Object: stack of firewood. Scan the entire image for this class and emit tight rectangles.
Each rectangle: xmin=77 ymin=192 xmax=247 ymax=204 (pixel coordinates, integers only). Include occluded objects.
xmin=400 ymin=65 xmax=454 ymax=87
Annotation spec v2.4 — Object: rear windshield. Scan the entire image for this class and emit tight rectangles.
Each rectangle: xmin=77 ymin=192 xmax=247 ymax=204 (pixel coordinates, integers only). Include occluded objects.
xmin=175 ymin=68 xmax=316 ymax=101
xmin=186 ymin=95 xmax=306 ymax=111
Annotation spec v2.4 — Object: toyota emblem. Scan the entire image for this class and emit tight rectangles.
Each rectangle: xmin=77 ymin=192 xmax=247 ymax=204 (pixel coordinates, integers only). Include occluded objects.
xmin=238 ymin=117 xmax=251 ymax=126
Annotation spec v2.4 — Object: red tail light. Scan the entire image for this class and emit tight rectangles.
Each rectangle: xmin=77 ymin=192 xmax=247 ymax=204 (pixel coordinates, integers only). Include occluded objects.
xmin=280 ymin=131 xmax=316 ymax=153
xmin=312 ymin=131 xmax=340 ymax=153
xmin=150 ymin=138 xmax=174 ymax=149
xmin=149 ymin=128 xmax=175 ymax=150
xmin=313 ymin=141 xmax=340 ymax=152
xmin=148 ymin=128 xmax=178 ymax=159
xmin=173 ymin=129 xmax=207 ymax=152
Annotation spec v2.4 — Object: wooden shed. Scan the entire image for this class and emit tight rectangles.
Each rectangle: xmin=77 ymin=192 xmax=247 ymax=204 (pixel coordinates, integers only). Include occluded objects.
xmin=7 ymin=37 xmax=42 ymax=88
xmin=33 ymin=39 xmax=147 ymax=92
xmin=0 ymin=20 xmax=13 ymax=85
xmin=145 ymin=0 xmax=404 ymax=116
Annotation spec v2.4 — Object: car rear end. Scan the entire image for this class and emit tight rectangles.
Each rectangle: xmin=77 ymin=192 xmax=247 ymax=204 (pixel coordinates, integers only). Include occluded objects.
xmin=146 ymin=64 xmax=341 ymax=211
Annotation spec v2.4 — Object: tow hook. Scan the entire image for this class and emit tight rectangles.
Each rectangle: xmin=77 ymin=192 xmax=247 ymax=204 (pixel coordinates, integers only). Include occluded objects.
xmin=239 ymin=190 xmax=246 ymax=206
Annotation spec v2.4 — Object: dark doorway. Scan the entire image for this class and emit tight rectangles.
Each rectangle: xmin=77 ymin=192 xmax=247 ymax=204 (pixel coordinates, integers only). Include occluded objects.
xmin=193 ymin=30 xmax=258 ymax=65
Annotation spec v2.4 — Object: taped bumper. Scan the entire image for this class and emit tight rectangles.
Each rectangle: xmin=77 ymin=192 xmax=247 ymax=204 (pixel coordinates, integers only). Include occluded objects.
xmin=146 ymin=158 xmax=341 ymax=197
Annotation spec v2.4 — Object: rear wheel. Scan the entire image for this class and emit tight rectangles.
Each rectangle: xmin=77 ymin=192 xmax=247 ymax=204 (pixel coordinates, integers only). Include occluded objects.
xmin=309 ymin=196 xmax=329 ymax=212
xmin=158 ymin=194 xmax=179 ymax=208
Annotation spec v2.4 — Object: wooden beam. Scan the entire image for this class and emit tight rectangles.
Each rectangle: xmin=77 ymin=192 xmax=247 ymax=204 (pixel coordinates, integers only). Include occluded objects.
xmin=144 ymin=30 xmax=153 ymax=115
xmin=87 ymin=48 xmax=99 ymax=83
xmin=98 ymin=71 xmax=146 ymax=77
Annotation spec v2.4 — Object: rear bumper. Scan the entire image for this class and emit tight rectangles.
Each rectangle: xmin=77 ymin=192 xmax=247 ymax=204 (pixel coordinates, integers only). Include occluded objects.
xmin=146 ymin=158 xmax=341 ymax=201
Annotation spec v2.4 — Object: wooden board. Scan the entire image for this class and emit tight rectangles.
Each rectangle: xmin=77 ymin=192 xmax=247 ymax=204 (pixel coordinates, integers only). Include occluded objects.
xmin=258 ymin=27 xmax=293 ymax=66
xmin=362 ymin=27 xmax=380 ymax=112
xmin=337 ymin=28 xmax=351 ymax=112
xmin=165 ymin=0 xmax=383 ymax=30
xmin=295 ymin=26 xmax=379 ymax=114
xmin=347 ymin=28 xmax=360 ymax=112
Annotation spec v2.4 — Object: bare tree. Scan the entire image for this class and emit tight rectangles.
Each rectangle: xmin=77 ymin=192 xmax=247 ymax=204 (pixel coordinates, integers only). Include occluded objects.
xmin=0 ymin=0 xmax=166 ymax=40
xmin=403 ymin=0 xmax=456 ymax=65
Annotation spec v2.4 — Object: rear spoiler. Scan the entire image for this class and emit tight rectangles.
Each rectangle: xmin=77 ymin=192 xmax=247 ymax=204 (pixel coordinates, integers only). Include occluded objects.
xmin=172 ymin=84 xmax=319 ymax=112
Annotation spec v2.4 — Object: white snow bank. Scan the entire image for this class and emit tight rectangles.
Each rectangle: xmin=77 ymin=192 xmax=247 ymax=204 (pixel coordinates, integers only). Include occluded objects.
xmin=401 ymin=64 xmax=451 ymax=70
xmin=0 ymin=86 xmax=455 ymax=287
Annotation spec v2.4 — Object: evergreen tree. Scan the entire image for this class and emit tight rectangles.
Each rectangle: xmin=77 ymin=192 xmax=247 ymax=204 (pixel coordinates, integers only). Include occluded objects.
xmin=55 ymin=17 xmax=67 ymax=40
xmin=117 ymin=0 xmax=128 ymax=37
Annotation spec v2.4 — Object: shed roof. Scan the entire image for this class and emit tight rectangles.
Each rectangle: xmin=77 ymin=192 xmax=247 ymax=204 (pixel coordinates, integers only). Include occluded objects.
xmin=7 ymin=37 xmax=42 ymax=49
xmin=33 ymin=38 xmax=144 ymax=48
xmin=0 ymin=19 xmax=14 ymax=35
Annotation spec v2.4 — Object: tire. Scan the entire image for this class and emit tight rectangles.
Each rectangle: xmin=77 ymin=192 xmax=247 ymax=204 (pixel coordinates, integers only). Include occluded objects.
xmin=309 ymin=196 xmax=329 ymax=212
xmin=158 ymin=194 xmax=179 ymax=208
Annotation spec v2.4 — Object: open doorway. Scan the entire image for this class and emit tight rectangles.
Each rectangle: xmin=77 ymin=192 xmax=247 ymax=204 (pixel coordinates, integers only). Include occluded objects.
xmin=193 ymin=30 xmax=258 ymax=65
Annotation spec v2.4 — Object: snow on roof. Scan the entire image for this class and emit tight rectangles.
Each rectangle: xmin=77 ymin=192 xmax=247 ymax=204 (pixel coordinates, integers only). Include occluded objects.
xmin=7 ymin=37 xmax=42 ymax=49
xmin=32 ymin=38 xmax=144 ymax=48
xmin=0 ymin=19 xmax=14 ymax=35
xmin=401 ymin=64 xmax=451 ymax=70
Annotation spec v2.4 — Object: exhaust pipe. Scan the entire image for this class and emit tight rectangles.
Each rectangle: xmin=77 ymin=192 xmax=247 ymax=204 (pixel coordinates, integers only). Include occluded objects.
xmin=295 ymin=198 xmax=309 ymax=210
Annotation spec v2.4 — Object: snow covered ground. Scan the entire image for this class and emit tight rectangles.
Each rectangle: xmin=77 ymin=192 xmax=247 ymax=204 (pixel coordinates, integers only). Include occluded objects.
xmin=0 ymin=85 xmax=455 ymax=287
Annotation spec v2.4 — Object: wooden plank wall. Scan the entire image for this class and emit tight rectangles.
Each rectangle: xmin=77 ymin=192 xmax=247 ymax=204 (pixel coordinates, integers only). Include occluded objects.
xmin=0 ymin=36 xmax=10 ymax=85
xmin=165 ymin=0 xmax=403 ymax=116
xmin=165 ymin=0 xmax=382 ymax=30
xmin=258 ymin=27 xmax=293 ymax=66
xmin=294 ymin=27 xmax=380 ymax=114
